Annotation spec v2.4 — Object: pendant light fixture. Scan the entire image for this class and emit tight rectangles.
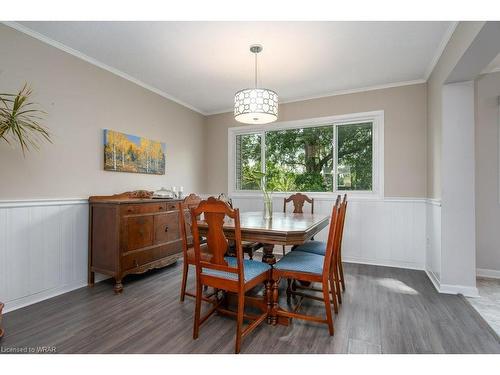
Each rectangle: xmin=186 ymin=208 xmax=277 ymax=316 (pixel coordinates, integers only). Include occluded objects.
xmin=234 ymin=44 xmax=278 ymax=124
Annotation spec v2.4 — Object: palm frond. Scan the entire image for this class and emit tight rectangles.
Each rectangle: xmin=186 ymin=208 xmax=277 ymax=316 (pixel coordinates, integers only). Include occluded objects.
xmin=0 ymin=83 xmax=51 ymax=156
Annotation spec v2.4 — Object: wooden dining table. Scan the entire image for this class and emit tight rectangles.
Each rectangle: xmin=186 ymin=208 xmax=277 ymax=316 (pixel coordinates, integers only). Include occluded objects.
xmin=198 ymin=211 xmax=329 ymax=264
xmin=197 ymin=211 xmax=330 ymax=325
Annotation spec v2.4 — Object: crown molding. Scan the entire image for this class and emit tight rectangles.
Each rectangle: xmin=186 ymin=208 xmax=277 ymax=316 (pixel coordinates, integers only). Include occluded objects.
xmin=2 ymin=21 xmax=208 ymax=115
xmin=424 ymin=21 xmax=459 ymax=80
xmin=4 ymin=21 xmax=454 ymax=118
xmin=206 ymin=79 xmax=426 ymax=116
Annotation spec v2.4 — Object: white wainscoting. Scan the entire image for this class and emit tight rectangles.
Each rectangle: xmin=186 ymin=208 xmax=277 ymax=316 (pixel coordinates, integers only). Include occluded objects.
xmin=0 ymin=199 xmax=91 ymax=313
xmin=0 ymin=196 xmax=444 ymax=313
xmin=231 ymin=196 xmax=427 ymax=270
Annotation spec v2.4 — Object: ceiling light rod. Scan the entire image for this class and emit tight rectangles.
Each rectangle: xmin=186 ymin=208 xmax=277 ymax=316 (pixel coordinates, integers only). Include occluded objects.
xmin=250 ymin=44 xmax=262 ymax=88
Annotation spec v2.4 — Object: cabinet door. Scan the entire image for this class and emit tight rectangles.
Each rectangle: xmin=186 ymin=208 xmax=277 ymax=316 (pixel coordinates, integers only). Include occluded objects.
xmin=126 ymin=216 xmax=154 ymax=251
xmin=154 ymin=212 xmax=180 ymax=245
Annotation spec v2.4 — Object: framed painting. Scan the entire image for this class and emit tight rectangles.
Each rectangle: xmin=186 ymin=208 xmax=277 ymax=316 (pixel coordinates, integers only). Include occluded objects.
xmin=103 ymin=129 xmax=165 ymax=175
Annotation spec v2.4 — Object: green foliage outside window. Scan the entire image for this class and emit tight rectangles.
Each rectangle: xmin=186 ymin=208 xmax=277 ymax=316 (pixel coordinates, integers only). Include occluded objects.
xmin=337 ymin=123 xmax=373 ymax=191
xmin=235 ymin=122 xmax=373 ymax=192
xmin=265 ymin=126 xmax=333 ymax=192
xmin=236 ymin=133 xmax=261 ymax=190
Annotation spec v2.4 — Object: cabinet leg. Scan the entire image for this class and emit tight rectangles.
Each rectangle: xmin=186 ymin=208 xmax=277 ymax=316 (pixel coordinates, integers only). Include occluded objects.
xmin=114 ymin=279 xmax=123 ymax=294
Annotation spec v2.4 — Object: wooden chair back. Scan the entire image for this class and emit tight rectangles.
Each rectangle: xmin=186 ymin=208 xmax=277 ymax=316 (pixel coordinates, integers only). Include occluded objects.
xmin=183 ymin=193 xmax=202 ymax=209
xmin=177 ymin=201 xmax=191 ymax=263
xmin=191 ymin=197 xmax=244 ymax=285
xmin=283 ymin=193 xmax=314 ymax=214
xmin=338 ymin=194 xmax=348 ymax=250
xmin=217 ymin=193 xmax=234 ymax=208
xmin=322 ymin=195 xmax=342 ymax=278
xmin=181 ymin=193 xmax=202 ymax=246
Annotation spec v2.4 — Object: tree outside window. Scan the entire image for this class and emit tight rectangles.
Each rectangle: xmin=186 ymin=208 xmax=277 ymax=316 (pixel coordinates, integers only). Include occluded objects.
xmin=235 ymin=122 xmax=373 ymax=192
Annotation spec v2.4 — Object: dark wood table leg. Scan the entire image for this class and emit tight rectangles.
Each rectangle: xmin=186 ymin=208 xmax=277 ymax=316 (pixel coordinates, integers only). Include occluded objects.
xmin=271 ymin=279 xmax=279 ymax=325
xmin=0 ymin=301 xmax=4 ymax=339
xmin=262 ymin=244 xmax=277 ymax=264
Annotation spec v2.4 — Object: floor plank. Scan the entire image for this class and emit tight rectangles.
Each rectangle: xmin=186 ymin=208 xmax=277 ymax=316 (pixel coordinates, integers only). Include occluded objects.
xmin=1 ymin=262 xmax=499 ymax=354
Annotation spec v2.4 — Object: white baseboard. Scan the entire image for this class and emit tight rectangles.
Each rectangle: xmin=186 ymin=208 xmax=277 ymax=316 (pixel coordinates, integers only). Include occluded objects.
xmin=425 ymin=269 xmax=441 ymax=292
xmin=425 ymin=269 xmax=479 ymax=297
xmin=3 ymin=274 xmax=110 ymax=313
xmin=343 ymin=257 xmax=424 ymax=271
xmin=440 ymin=283 xmax=479 ymax=297
xmin=477 ymin=268 xmax=500 ymax=279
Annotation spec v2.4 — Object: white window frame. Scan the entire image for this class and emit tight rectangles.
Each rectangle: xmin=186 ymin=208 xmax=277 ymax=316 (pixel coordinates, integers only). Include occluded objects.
xmin=228 ymin=110 xmax=384 ymax=200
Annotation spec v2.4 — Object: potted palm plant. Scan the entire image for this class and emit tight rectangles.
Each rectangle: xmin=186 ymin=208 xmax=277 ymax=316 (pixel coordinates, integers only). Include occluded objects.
xmin=0 ymin=84 xmax=51 ymax=155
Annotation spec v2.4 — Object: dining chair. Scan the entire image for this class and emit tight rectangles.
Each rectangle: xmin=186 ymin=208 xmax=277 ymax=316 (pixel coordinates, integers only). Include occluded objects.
xmin=179 ymin=193 xmax=208 ymax=302
xmin=191 ymin=197 xmax=271 ymax=354
xmin=218 ymin=193 xmax=264 ymax=260
xmin=292 ymin=194 xmax=348 ymax=295
xmin=271 ymin=196 xmax=342 ymax=335
xmin=282 ymin=193 xmax=314 ymax=256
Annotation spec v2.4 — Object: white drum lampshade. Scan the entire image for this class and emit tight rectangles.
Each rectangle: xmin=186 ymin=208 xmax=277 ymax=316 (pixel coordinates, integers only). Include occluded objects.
xmin=234 ymin=88 xmax=278 ymax=124
xmin=234 ymin=44 xmax=278 ymax=125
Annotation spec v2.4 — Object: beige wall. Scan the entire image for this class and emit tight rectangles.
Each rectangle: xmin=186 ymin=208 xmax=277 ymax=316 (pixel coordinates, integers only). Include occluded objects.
xmin=426 ymin=22 xmax=485 ymax=199
xmin=475 ymin=71 xmax=500 ymax=272
xmin=0 ymin=25 xmax=206 ymax=199
xmin=205 ymin=83 xmax=428 ymax=197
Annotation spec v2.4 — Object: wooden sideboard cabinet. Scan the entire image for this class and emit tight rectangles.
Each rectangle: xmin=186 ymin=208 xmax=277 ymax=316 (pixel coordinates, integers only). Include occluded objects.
xmin=88 ymin=191 xmax=184 ymax=293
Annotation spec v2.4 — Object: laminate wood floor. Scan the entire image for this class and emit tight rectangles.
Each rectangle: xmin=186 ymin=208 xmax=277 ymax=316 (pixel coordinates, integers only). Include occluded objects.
xmin=467 ymin=278 xmax=500 ymax=336
xmin=1 ymin=262 xmax=499 ymax=354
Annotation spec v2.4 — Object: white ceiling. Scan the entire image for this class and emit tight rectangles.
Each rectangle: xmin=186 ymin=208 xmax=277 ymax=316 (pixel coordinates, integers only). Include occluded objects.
xmin=14 ymin=21 xmax=454 ymax=115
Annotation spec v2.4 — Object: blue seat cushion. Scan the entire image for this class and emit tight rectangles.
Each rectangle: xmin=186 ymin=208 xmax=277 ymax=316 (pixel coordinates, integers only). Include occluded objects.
xmin=203 ymin=257 xmax=271 ymax=282
xmin=292 ymin=240 xmax=327 ymax=256
xmin=275 ymin=250 xmax=325 ymax=275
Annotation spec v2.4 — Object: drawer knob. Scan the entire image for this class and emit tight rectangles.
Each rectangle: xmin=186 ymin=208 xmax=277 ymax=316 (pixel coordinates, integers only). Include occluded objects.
xmin=165 ymin=226 xmax=169 ymax=232
xmin=158 ymin=206 xmax=163 ymax=210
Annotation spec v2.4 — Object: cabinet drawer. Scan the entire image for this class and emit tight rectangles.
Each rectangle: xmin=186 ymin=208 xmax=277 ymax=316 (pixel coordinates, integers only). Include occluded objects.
xmin=166 ymin=202 xmax=179 ymax=211
xmin=154 ymin=212 xmax=180 ymax=244
xmin=122 ymin=242 xmax=181 ymax=270
xmin=126 ymin=216 xmax=154 ymax=251
xmin=121 ymin=203 xmax=167 ymax=215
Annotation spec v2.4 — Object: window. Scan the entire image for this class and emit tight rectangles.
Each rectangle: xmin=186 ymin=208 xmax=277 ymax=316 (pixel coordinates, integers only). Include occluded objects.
xmin=229 ymin=111 xmax=383 ymax=197
xmin=235 ymin=133 xmax=261 ymax=190
xmin=337 ymin=122 xmax=373 ymax=191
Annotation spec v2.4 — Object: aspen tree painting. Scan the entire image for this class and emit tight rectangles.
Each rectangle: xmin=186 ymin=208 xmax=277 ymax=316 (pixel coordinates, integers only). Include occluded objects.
xmin=103 ymin=129 xmax=165 ymax=175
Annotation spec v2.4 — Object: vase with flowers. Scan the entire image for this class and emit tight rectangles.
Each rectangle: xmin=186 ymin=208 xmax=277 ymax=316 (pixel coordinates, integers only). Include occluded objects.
xmin=247 ymin=171 xmax=273 ymax=220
